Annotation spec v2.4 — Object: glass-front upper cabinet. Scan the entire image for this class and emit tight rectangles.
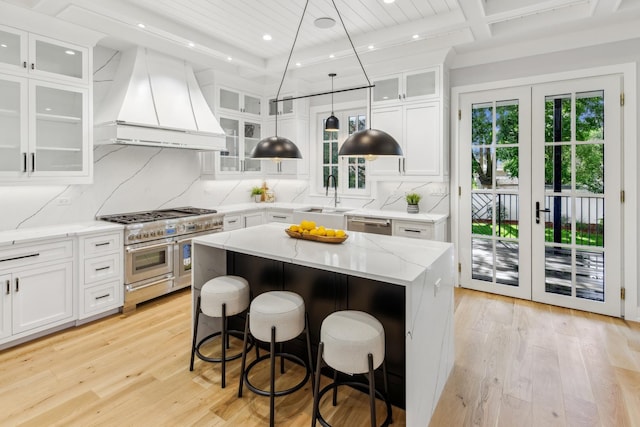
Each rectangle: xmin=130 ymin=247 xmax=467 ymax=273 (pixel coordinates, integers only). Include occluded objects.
xmin=217 ymin=87 xmax=262 ymax=116
xmin=268 ymin=95 xmax=294 ymax=116
xmin=372 ymin=68 xmax=439 ymax=105
xmin=0 ymin=25 xmax=88 ymax=84
xmin=217 ymin=116 xmax=262 ymax=176
xmin=0 ymin=75 xmax=27 ymax=176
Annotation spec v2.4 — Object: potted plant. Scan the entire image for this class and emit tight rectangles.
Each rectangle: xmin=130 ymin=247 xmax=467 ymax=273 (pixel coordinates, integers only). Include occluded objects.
xmin=250 ymin=186 xmax=264 ymax=203
xmin=405 ymin=192 xmax=421 ymax=213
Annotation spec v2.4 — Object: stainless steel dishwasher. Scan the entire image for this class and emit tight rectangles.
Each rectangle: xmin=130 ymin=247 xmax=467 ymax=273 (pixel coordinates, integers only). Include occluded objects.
xmin=346 ymin=216 xmax=393 ymax=235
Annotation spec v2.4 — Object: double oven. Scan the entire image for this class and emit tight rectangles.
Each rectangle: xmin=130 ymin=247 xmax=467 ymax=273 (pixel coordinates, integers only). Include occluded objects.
xmin=99 ymin=207 xmax=223 ymax=313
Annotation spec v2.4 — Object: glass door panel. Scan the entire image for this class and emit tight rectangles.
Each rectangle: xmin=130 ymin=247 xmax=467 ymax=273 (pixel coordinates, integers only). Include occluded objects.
xmin=0 ymin=77 xmax=25 ymax=173
xmin=460 ymin=87 xmax=532 ymax=300
xmin=243 ymin=94 xmax=261 ymax=115
xmin=532 ymin=77 xmax=621 ymax=316
xmin=219 ymin=117 xmax=240 ymax=172
xmin=243 ymin=121 xmax=261 ymax=172
xmin=33 ymin=38 xmax=83 ymax=80
xmin=0 ymin=27 xmax=24 ymax=69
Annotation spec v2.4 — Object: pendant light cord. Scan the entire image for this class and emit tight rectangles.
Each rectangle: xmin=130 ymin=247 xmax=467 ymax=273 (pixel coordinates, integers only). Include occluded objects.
xmin=331 ymin=0 xmax=371 ymax=86
xmin=331 ymin=74 xmax=335 ymax=114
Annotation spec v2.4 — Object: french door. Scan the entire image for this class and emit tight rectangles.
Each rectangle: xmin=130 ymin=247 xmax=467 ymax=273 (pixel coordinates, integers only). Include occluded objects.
xmin=459 ymin=75 xmax=622 ymax=316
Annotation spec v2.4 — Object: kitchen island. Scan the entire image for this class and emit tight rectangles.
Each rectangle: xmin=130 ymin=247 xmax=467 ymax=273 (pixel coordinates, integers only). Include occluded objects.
xmin=191 ymin=223 xmax=454 ymax=426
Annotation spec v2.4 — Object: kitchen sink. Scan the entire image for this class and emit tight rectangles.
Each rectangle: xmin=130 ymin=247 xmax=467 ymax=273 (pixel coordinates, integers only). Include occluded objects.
xmin=292 ymin=207 xmax=353 ymax=229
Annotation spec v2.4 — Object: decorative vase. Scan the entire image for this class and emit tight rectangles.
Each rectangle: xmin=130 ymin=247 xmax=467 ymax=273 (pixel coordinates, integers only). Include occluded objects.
xmin=254 ymin=195 xmax=262 ymax=203
xmin=407 ymin=204 xmax=419 ymax=214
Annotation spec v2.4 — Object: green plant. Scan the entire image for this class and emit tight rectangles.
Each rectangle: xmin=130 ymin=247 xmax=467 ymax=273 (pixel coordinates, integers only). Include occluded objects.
xmin=405 ymin=193 xmax=421 ymax=205
xmin=250 ymin=186 xmax=264 ymax=196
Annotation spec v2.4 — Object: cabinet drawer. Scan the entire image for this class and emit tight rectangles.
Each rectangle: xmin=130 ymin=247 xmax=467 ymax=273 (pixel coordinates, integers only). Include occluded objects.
xmin=393 ymin=221 xmax=434 ymax=240
xmin=0 ymin=239 xmax=73 ymax=270
xmin=224 ymin=215 xmax=242 ymax=231
xmin=82 ymin=232 xmax=122 ymax=255
xmin=84 ymin=253 xmax=121 ymax=285
xmin=83 ymin=280 xmax=121 ymax=315
xmin=266 ymin=212 xmax=293 ymax=223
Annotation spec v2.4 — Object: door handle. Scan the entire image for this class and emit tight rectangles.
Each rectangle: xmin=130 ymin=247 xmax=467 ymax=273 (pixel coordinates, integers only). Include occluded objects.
xmin=31 ymin=153 xmax=35 ymax=172
xmin=536 ymin=201 xmax=551 ymax=224
xmin=22 ymin=153 xmax=27 ymax=172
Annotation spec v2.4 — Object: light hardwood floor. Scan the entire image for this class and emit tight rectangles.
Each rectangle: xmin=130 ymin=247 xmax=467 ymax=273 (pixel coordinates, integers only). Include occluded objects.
xmin=1 ymin=288 xmax=638 ymax=426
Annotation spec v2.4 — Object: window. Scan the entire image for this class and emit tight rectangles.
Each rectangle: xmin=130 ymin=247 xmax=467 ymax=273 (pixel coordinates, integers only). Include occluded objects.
xmin=318 ymin=109 xmax=369 ymax=195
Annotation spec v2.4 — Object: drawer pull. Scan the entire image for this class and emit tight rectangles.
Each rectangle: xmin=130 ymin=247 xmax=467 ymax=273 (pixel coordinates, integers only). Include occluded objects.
xmin=228 ymin=220 xmax=237 ymax=224
xmin=94 ymin=242 xmax=110 ymax=247
xmin=95 ymin=294 xmax=111 ymax=300
xmin=5 ymin=280 xmax=9 ymax=295
xmin=95 ymin=266 xmax=110 ymax=272
xmin=272 ymin=215 xmax=287 ymax=219
xmin=0 ymin=253 xmax=40 ymax=263
xmin=15 ymin=277 xmax=19 ymax=292
xmin=404 ymin=229 xmax=421 ymax=233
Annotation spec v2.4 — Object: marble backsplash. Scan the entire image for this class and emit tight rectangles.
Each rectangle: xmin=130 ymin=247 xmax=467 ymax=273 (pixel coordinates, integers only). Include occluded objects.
xmin=0 ymin=143 xmax=449 ymax=231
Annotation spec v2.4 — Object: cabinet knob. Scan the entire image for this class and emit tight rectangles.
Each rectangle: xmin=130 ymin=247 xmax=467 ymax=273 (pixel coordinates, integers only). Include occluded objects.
xmin=31 ymin=63 xmax=35 ymax=70
xmin=23 ymin=61 xmax=27 ymax=69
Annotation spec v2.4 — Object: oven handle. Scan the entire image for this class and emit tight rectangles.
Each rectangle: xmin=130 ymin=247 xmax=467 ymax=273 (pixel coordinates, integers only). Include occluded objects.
xmin=127 ymin=276 xmax=173 ymax=292
xmin=125 ymin=242 xmax=172 ymax=253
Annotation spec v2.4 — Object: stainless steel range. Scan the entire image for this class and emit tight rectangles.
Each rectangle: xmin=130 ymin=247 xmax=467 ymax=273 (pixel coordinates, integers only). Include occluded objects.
xmin=98 ymin=207 xmax=223 ymax=313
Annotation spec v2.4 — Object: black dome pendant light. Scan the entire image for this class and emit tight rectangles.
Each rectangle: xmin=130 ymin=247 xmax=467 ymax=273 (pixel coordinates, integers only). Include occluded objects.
xmin=324 ymin=73 xmax=339 ymax=132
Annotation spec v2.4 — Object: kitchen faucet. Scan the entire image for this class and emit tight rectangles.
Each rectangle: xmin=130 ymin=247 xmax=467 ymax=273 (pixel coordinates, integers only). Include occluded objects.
xmin=325 ymin=174 xmax=338 ymax=208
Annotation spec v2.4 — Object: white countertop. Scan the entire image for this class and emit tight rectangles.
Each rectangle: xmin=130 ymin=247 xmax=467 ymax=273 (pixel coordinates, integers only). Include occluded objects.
xmin=193 ymin=223 xmax=452 ymax=286
xmin=0 ymin=221 xmax=124 ymax=247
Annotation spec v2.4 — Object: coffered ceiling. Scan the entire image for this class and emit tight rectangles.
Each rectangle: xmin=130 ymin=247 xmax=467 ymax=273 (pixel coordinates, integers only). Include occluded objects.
xmin=2 ymin=0 xmax=640 ymax=82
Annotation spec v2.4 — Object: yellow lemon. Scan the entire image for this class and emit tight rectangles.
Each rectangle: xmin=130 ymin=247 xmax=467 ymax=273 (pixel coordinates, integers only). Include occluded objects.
xmin=307 ymin=220 xmax=316 ymax=230
xmin=335 ymin=230 xmax=346 ymax=237
xmin=317 ymin=228 xmax=326 ymax=236
xmin=289 ymin=225 xmax=299 ymax=232
xmin=309 ymin=228 xmax=318 ymax=235
xmin=325 ymin=229 xmax=335 ymax=237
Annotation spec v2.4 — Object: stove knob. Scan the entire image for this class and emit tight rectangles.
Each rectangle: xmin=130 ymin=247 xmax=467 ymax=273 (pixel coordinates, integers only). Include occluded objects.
xmin=142 ymin=232 xmax=149 ymax=238
xmin=128 ymin=235 xmax=135 ymax=240
xmin=158 ymin=230 xmax=164 ymax=236
xmin=150 ymin=231 xmax=156 ymax=237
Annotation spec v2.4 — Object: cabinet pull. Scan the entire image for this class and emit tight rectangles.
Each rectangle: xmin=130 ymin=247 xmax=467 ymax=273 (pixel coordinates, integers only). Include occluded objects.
xmin=31 ymin=63 xmax=35 ymax=70
xmin=228 ymin=220 xmax=237 ymax=224
xmin=398 ymin=94 xmax=401 ymax=100
xmin=402 ymin=93 xmax=406 ymax=100
xmin=94 ymin=242 xmax=110 ymax=247
xmin=15 ymin=277 xmax=19 ymax=292
xmin=0 ymin=253 xmax=40 ymax=263
xmin=404 ymin=229 xmax=421 ymax=233
xmin=22 ymin=153 xmax=27 ymax=172
xmin=402 ymin=158 xmax=406 ymax=173
xmin=398 ymin=158 xmax=402 ymax=173
xmin=95 ymin=294 xmax=111 ymax=300
xmin=5 ymin=280 xmax=9 ymax=295
xmin=31 ymin=153 xmax=35 ymax=172
xmin=272 ymin=215 xmax=287 ymax=219
xmin=23 ymin=61 xmax=27 ymax=68
xmin=95 ymin=266 xmax=110 ymax=272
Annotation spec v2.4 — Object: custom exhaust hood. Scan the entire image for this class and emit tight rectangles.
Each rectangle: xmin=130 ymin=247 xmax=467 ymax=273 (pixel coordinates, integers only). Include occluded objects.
xmin=94 ymin=47 xmax=225 ymax=151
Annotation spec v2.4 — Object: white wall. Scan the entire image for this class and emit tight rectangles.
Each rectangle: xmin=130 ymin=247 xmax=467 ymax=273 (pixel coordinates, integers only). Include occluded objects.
xmin=450 ymin=38 xmax=640 ymax=321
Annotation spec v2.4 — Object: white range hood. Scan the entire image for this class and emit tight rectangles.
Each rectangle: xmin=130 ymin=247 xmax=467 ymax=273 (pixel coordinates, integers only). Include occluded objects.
xmin=94 ymin=47 xmax=225 ymax=151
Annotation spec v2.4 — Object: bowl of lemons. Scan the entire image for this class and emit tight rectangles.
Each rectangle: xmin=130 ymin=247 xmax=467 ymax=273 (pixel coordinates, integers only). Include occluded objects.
xmin=286 ymin=220 xmax=348 ymax=244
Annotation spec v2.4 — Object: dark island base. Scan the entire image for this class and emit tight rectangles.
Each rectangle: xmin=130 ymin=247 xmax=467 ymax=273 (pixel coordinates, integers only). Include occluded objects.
xmin=226 ymin=251 xmax=407 ymax=408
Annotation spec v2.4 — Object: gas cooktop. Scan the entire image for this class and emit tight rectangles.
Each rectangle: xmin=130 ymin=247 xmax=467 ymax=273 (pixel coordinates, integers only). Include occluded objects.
xmin=98 ymin=207 xmax=218 ymax=225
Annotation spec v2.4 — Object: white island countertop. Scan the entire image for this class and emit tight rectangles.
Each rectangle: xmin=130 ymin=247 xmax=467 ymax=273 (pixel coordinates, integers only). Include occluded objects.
xmin=192 ymin=222 xmax=452 ymax=286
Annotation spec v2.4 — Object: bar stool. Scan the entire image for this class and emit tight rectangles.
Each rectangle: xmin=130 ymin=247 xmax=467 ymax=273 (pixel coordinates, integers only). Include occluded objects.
xmin=238 ymin=291 xmax=314 ymax=427
xmin=312 ymin=310 xmax=392 ymax=427
xmin=189 ymin=275 xmax=252 ymax=388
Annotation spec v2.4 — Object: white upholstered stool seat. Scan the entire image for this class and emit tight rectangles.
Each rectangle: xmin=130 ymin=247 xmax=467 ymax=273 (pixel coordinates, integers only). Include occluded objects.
xmin=201 ymin=275 xmax=250 ymax=317
xmin=238 ymin=290 xmax=313 ymax=427
xmin=313 ymin=310 xmax=392 ymax=427
xmin=190 ymin=275 xmax=252 ymax=389
xmin=321 ymin=310 xmax=385 ymax=375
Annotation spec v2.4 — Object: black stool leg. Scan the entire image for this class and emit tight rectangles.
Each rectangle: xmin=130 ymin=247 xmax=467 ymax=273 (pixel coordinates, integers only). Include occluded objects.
xmin=221 ymin=303 xmax=227 ymax=388
xmin=305 ymin=313 xmax=315 ymax=393
xmin=332 ymin=369 xmax=338 ymax=406
xmin=238 ymin=313 xmax=250 ymax=398
xmin=383 ymin=360 xmax=392 ymax=423
xmin=270 ymin=326 xmax=276 ymax=427
xmin=368 ymin=353 xmax=376 ymax=427
xmin=280 ymin=343 xmax=285 ymax=374
xmin=311 ymin=342 xmax=324 ymax=427
xmin=189 ymin=296 xmax=202 ymax=371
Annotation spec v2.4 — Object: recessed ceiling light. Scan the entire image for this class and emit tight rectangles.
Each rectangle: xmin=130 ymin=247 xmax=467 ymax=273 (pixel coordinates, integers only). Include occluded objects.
xmin=295 ymin=62 xmax=302 ymax=67
xmin=188 ymin=42 xmax=195 ymax=47
xmin=329 ymin=54 xmax=335 ymax=59
xmin=0 ymin=44 xmax=7 ymax=48
xmin=45 ymin=107 xmax=52 ymax=111
xmin=263 ymin=34 xmax=272 ymax=41
xmin=383 ymin=0 xmax=395 ymax=3
xmin=64 ymin=50 xmax=76 ymax=55
xmin=227 ymin=56 xmax=232 ymax=61
xmin=368 ymin=45 xmax=374 ymax=50
xmin=412 ymin=34 xmax=419 ymax=39
xmin=314 ymin=17 xmax=335 ymax=28
xmin=137 ymin=23 xmax=145 ymax=29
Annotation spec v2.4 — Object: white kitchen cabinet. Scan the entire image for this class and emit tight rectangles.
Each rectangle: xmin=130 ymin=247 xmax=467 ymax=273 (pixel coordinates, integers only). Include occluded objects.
xmin=261 ymin=117 xmax=309 ymax=177
xmin=78 ymin=231 xmax=123 ymax=320
xmin=265 ymin=210 xmax=293 ymax=224
xmin=0 ymin=25 xmax=89 ymax=85
xmin=201 ymin=115 xmax=262 ymax=178
xmin=243 ymin=211 xmax=265 ymax=228
xmin=393 ymin=219 xmax=445 ymax=241
xmin=223 ymin=214 xmax=243 ymax=231
xmin=372 ymin=68 xmax=438 ymax=106
xmin=217 ymin=86 xmax=262 ymax=117
xmin=0 ymin=25 xmax=92 ymax=184
xmin=369 ymin=101 xmax=445 ymax=180
xmin=0 ymin=238 xmax=75 ymax=345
